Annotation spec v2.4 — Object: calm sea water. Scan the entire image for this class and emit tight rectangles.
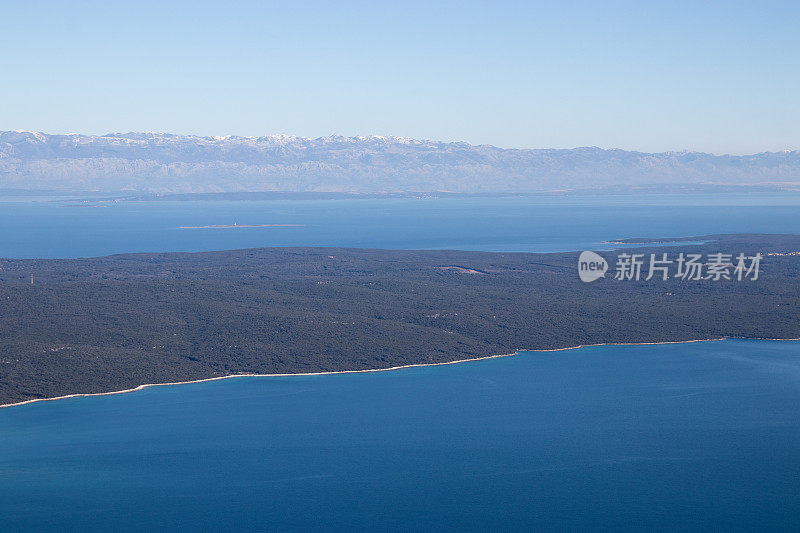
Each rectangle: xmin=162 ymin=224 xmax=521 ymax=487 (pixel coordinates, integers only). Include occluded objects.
xmin=1 ymin=339 xmax=799 ymax=531
xmin=0 ymin=192 xmax=799 ymax=258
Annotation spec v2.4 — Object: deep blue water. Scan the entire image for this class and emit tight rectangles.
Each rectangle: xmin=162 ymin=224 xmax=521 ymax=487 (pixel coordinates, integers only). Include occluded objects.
xmin=1 ymin=339 xmax=799 ymax=531
xmin=1 ymin=192 xmax=799 ymax=258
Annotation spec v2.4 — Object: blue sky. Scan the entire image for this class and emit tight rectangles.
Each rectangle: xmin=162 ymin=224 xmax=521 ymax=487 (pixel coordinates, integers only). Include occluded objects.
xmin=1 ymin=1 xmax=797 ymax=154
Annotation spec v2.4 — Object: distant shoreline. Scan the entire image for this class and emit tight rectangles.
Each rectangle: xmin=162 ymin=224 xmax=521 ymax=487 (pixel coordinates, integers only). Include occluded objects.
xmin=3 ymin=336 xmax=798 ymax=410
xmin=179 ymin=224 xmax=305 ymax=229
xmin=6 ymin=185 xmax=793 ymax=205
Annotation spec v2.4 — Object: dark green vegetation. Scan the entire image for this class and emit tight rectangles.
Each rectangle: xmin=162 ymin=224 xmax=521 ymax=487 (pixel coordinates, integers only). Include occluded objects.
xmin=1 ymin=234 xmax=799 ymax=405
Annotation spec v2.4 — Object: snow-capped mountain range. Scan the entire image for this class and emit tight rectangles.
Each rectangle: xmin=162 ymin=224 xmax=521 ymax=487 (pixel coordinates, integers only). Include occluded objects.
xmin=1 ymin=130 xmax=799 ymax=194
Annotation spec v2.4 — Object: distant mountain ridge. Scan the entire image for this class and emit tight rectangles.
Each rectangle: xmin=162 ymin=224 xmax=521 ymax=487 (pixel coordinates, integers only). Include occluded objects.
xmin=1 ymin=130 xmax=799 ymax=194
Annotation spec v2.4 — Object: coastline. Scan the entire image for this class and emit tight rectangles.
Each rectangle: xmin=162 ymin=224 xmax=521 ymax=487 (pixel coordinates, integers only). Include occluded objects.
xmin=178 ymin=224 xmax=304 ymax=229
xmin=3 ymin=336 xmax=800 ymax=410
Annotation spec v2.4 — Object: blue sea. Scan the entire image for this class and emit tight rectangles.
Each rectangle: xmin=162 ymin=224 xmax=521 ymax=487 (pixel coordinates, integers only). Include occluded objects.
xmin=1 ymin=192 xmax=800 ymax=531
xmin=0 ymin=192 xmax=799 ymax=258
xmin=2 ymin=340 xmax=800 ymax=531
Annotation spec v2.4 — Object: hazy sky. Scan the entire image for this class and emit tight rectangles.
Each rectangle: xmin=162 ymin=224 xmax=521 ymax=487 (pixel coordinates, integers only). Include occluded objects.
xmin=1 ymin=1 xmax=797 ymax=154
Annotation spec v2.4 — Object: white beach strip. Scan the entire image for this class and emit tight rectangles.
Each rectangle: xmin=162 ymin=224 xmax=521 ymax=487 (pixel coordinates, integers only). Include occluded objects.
xmin=2 ymin=336 xmax=799 ymax=410
xmin=524 ymin=336 xmax=800 ymax=353
xmin=0 ymin=352 xmax=519 ymax=409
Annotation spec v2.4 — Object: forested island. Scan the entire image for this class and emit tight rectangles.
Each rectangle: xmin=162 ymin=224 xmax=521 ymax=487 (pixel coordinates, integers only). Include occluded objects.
xmin=1 ymin=233 xmax=799 ymax=406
